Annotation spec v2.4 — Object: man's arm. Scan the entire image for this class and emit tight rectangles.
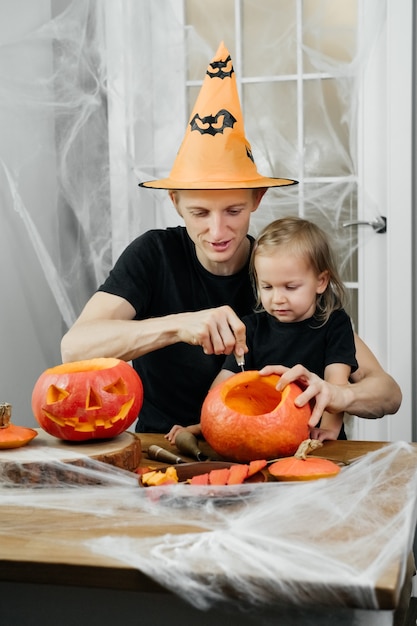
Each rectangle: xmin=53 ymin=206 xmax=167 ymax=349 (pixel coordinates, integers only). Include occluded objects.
xmin=61 ymin=292 xmax=248 ymax=363
xmin=259 ymin=333 xmax=402 ymax=423
xmin=345 ymin=333 xmax=402 ymax=416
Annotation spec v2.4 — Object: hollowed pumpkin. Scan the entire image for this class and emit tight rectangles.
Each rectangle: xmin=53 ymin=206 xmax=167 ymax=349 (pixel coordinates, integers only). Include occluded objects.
xmin=200 ymin=370 xmax=311 ymax=462
xmin=32 ymin=358 xmax=143 ymax=441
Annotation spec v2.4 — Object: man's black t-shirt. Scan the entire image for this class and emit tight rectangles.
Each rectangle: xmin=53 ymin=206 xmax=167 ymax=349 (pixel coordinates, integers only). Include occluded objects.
xmin=99 ymin=226 xmax=255 ymax=432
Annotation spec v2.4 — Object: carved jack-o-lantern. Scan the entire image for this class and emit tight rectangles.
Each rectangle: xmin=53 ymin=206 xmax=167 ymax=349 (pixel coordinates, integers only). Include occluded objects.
xmin=32 ymin=358 xmax=143 ymax=441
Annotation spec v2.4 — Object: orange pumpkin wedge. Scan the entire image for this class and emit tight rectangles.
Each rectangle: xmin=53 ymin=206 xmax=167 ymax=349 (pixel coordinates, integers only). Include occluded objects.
xmin=190 ymin=472 xmax=210 ymax=485
xmin=208 ymin=467 xmax=231 ymax=485
xmin=227 ymin=464 xmax=249 ymax=485
xmin=248 ymin=459 xmax=268 ymax=476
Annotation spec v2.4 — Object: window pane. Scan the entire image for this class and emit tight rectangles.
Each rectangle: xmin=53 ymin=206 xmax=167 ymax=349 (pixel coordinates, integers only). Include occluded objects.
xmin=185 ymin=0 xmax=235 ymax=81
xmin=244 ymin=81 xmax=299 ymax=178
xmin=303 ymin=0 xmax=357 ymax=71
xmin=304 ymin=78 xmax=354 ymax=177
xmin=242 ymin=0 xmax=297 ymax=76
xmin=303 ymin=182 xmax=358 ymax=284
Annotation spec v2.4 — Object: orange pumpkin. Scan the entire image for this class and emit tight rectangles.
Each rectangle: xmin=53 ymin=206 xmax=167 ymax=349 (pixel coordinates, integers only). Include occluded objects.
xmin=200 ymin=370 xmax=311 ymax=462
xmin=32 ymin=358 xmax=143 ymax=441
xmin=0 ymin=402 xmax=38 ymax=449
xmin=268 ymin=439 xmax=341 ymax=481
xmin=268 ymin=456 xmax=341 ymax=481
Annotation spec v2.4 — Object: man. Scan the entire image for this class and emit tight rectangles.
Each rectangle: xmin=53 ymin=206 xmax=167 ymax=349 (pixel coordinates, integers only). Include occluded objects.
xmin=61 ymin=43 xmax=401 ymax=434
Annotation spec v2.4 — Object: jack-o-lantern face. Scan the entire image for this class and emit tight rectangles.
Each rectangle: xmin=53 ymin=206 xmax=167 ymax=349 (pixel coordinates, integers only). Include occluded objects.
xmin=32 ymin=358 xmax=143 ymax=441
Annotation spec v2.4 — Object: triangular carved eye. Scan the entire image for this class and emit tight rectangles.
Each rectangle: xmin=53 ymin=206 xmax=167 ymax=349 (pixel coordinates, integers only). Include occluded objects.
xmin=103 ymin=377 xmax=128 ymax=395
xmin=46 ymin=385 xmax=69 ymax=404
xmin=86 ymin=387 xmax=102 ymax=410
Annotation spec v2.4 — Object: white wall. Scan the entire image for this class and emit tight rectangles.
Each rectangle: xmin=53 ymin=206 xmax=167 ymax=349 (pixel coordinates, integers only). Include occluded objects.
xmin=0 ymin=1 xmax=62 ymax=426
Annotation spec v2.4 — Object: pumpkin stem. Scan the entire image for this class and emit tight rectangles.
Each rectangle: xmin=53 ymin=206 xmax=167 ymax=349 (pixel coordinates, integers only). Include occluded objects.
xmin=0 ymin=403 xmax=12 ymax=429
xmin=294 ymin=438 xmax=323 ymax=460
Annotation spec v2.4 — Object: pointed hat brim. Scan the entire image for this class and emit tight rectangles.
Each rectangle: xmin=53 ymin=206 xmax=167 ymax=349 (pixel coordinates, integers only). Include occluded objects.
xmin=140 ymin=177 xmax=298 ymax=190
xmin=140 ymin=42 xmax=297 ymax=190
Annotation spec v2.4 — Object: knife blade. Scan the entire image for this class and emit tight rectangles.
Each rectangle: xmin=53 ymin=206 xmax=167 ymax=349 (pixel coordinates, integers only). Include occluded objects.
xmin=235 ymin=352 xmax=245 ymax=372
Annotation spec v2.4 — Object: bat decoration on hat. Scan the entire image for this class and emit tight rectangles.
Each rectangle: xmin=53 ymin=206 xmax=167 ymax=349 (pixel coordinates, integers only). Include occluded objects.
xmin=190 ymin=110 xmax=237 ymax=136
xmin=246 ymin=146 xmax=254 ymax=163
xmin=207 ymin=54 xmax=234 ymax=79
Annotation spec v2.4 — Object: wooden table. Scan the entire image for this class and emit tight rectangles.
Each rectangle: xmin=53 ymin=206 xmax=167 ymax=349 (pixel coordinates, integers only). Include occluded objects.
xmin=0 ymin=434 xmax=416 ymax=626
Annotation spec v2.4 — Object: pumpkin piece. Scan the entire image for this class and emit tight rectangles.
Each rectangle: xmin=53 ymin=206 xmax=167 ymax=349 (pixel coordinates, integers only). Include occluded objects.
xmin=134 ymin=466 xmax=155 ymax=476
xmin=141 ymin=466 xmax=179 ymax=487
xmin=189 ymin=472 xmax=210 ymax=485
xmin=201 ymin=370 xmax=311 ymax=462
xmin=247 ymin=459 xmax=268 ymax=476
xmin=0 ymin=403 xmax=38 ymax=449
xmin=268 ymin=456 xmax=341 ymax=481
xmin=31 ymin=358 xmax=143 ymax=442
xmin=209 ymin=467 xmax=231 ymax=486
xmin=164 ymin=466 xmax=179 ymax=483
xmin=145 ymin=472 xmax=167 ymax=486
xmin=141 ymin=470 xmax=158 ymax=485
xmin=227 ymin=464 xmax=249 ymax=485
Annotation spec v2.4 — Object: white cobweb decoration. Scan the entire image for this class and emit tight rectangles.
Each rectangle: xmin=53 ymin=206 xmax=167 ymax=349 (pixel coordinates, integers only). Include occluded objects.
xmin=1 ymin=440 xmax=416 ymax=615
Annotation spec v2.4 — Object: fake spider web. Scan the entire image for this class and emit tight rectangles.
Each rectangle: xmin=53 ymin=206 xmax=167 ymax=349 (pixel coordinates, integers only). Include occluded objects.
xmin=1 ymin=440 xmax=416 ymax=615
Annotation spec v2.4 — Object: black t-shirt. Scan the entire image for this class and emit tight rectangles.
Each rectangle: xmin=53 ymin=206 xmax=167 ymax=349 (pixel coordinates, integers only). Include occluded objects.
xmin=222 ymin=310 xmax=358 ymax=376
xmin=99 ymin=226 xmax=255 ymax=432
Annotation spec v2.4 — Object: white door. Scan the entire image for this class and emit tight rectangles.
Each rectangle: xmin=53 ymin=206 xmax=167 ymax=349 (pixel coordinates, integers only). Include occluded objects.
xmin=355 ymin=0 xmax=413 ymax=441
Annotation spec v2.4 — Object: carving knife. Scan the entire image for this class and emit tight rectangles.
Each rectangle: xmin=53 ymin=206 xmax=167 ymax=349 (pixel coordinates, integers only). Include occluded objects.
xmin=147 ymin=444 xmax=186 ymax=464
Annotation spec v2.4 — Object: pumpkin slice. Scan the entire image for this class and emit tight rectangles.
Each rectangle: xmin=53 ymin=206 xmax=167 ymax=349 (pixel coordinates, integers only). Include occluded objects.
xmin=141 ymin=466 xmax=179 ymax=486
xmin=190 ymin=472 xmax=210 ymax=485
xmin=247 ymin=459 xmax=268 ymax=477
xmin=209 ymin=467 xmax=231 ymax=486
xmin=227 ymin=464 xmax=249 ymax=485
xmin=141 ymin=470 xmax=158 ymax=484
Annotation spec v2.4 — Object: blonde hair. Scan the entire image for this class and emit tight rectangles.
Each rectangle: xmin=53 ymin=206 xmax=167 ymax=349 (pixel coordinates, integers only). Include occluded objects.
xmin=250 ymin=216 xmax=346 ymax=323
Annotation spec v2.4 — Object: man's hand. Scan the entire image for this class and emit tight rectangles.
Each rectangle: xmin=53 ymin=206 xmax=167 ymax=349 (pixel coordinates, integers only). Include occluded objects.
xmin=177 ymin=305 xmax=247 ymax=358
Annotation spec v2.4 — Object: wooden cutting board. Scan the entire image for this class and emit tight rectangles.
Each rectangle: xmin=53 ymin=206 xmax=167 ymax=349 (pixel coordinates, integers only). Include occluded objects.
xmin=0 ymin=428 xmax=141 ymax=484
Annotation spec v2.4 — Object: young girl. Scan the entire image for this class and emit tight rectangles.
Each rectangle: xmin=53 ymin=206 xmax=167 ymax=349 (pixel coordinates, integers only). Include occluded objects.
xmin=216 ymin=216 xmax=358 ymax=441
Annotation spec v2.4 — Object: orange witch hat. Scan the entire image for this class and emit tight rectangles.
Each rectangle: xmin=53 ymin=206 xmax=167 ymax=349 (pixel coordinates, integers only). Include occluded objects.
xmin=140 ymin=42 xmax=297 ymax=190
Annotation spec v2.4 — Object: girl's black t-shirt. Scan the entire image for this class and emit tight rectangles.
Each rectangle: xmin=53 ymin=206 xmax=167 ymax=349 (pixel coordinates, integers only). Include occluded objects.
xmin=222 ymin=310 xmax=358 ymax=376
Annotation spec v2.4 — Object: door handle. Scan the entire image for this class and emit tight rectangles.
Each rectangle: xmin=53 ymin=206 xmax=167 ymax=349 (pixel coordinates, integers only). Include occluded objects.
xmin=342 ymin=216 xmax=386 ymax=234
